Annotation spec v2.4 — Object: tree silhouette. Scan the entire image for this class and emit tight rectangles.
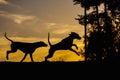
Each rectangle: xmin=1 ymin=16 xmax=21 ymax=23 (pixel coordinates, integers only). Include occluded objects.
xmin=73 ymin=0 xmax=120 ymax=61
xmin=73 ymin=0 xmax=104 ymax=61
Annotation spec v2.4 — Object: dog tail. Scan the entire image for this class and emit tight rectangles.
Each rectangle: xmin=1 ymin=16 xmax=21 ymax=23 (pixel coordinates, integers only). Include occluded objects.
xmin=4 ymin=32 xmax=13 ymax=42
xmin=48 ymin=32 xmax=52 ymax=46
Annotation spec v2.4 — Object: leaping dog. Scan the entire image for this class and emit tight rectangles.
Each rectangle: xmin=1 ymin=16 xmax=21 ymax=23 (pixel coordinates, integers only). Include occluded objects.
xmin=45 ymin=32 xmax=81 ymax=61
xmin=5 ymin=32 xmax=48 ymax=62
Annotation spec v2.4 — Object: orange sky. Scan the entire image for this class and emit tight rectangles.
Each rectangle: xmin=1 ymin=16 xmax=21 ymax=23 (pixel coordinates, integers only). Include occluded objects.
xmin=0 ymin=0 xmax=86 ymax=62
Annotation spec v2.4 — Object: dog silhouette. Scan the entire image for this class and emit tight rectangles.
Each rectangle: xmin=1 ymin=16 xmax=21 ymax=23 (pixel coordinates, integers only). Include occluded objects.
xmin=5 ymin=32 xmax=47 ymax=62
xmin=45 ymin=32 xmax=81 ymax=61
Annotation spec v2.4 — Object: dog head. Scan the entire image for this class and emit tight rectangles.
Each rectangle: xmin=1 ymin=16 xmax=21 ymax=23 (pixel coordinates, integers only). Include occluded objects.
xmin=69 ymin=32 xmax=81 ymax=40
xmin=38 ymin=41 xmax=48 ymax=47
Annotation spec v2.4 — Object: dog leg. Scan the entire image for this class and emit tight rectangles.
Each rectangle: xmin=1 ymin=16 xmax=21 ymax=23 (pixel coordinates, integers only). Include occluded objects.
xmin=45 ymin=49 xmax=55 ymax=61
xmin=30 ymin=54 xmax=34 ymax=62
xmin=72 ymin=44 xmax=78 ymax=50
xmin=6 ymin=51 xmax=10 ymax=60
xmin=6 ymin=49 xmax=17 ymax=60
xmin=69 ymin=48 xmax=79 ymax=56
xmin=6 ymin=44 xmax=18 ymax=60
xmin=20 ymin=53 xmax=28 ymax=62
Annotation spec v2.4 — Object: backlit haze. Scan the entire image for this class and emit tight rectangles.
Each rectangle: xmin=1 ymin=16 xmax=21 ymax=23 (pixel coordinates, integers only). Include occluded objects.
xmin=0 ymin=0 xmax=85 ymax=62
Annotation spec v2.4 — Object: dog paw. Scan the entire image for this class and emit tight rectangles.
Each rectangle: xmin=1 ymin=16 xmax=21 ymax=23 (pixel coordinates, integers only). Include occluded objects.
xmin=6 ymin=56 xmax=8 ymax=60
xmin=76 ymin=47 xmax=78 ymax=50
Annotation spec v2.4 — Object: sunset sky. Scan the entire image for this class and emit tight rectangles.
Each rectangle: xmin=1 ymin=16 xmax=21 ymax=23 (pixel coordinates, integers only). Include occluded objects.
xmin=0 ymin=0 xmax=85 ymax=62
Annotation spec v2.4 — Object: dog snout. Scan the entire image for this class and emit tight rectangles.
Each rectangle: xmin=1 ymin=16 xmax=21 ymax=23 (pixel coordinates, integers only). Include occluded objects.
xmin=79 ymin=36 xmax=82 ymax=39
xmin=78 ymin=36 xmax=81 ymax=40
xmin=44 ymin=43 xmax=48 ymax=46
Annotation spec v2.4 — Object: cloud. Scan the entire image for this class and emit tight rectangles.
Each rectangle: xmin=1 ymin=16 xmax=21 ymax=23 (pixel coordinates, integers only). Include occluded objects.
xmin=0 ymin=11 xmax=36 ymax=24
xmin=45 ymin=22 xmax=84 ymax=35
xmin=0 ymin=0 xmax=9 ymax=5
xmin=0 ymin=0 xmax=22 ymax=9
xmin=12 ymin=14 xmax=36 ymax=24
xmin=45 ymin=22 xmax=57 ymax=28
xmin=53 ymin=29 xmax=69 ymax=34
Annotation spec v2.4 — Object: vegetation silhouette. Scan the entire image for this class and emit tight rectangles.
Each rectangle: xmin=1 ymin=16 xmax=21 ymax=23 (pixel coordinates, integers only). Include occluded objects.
xmin=4 ymin=32 xmax=48 ymax=62
xmin=73 ymin=0 xmax=120 ymax=62
xmin=45 ymin=32 xmax=81 ymax=62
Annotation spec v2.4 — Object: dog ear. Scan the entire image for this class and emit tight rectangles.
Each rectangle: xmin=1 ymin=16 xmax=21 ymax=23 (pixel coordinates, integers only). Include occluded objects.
xmin=69 ymin=32 xmax=72 ymax=35
xmin=71 ymin=32 xmax=75 ymax=34
xmin=69 ymin=32 xmax=74 ymax=35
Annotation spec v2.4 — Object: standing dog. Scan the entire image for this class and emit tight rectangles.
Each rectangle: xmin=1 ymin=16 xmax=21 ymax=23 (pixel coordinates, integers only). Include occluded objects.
xmin=45 ymin=32 xmax=81 ymax=61
xmin=5 ymin=32 xmax=47 ymax=62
